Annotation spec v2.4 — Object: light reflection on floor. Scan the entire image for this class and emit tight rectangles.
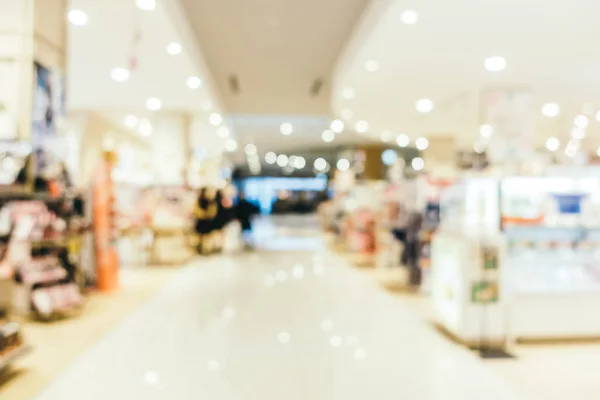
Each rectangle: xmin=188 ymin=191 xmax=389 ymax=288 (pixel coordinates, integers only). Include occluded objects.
xmin=35 ymin=216 xmax=527 ymax=400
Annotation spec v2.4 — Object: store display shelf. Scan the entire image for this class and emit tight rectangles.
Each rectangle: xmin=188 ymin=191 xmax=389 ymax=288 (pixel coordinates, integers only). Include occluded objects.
xmin=0 ymin=344 xmax=30 ymax=370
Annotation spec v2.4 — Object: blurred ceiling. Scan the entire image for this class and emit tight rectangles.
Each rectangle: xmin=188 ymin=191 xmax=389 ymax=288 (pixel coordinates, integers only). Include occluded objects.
xmin=180 ymin=0 xmax=369 ymax=115
xmin=333 ymin=0 xmax=600 ymax=152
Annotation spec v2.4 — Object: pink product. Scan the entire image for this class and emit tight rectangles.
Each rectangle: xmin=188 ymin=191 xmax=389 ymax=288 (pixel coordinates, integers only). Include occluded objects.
xmin=31 ymin=284 xmax=82 ymax=316
xmin=18 ymin=257 xmax=66 ymax=285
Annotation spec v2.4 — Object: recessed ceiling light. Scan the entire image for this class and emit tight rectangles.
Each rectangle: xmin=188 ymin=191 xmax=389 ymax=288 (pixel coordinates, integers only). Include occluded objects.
xmin=280 ymin=122 xmax=293 ymax=135
xmin=401 ymin=9 xmax=419 ymax=25
xmin=146 ymin=97 xmax=162 ymax=111
xmin=411 ymin=157 xmax=425 ymax=171
xmin=342 ymin=87 xmax=356 ymax=100
xmin=415 ymin=137 xmax=429 ymax=150
xmin=166 ymin=42 xmax=182 ymax=55
xmin=546 ymin=137 xmax=560 ymax=152
xmin=396 ymin=134 xmax=410 ymax=147
xmin=136 ymin=0 xmax=156 ymax=10
xmin=68 ymin=9 xmax=88 ymax=26
xmin=276 ymin=154 xmax=288 ymax=167
xmin=314 ymin=158 xmax=327 ymax=171
xmin=337 ymin=158 xmax=350 ymax=171
xmin=364 ymin=59 xmax=380 ymax=72
xmin=415 ymin=99 xmax=434 ymax=113
xmin=138 ymin=118 xmax=153 ymax=136
xmin=485 ymin=56 xmax=507 ymax=72
xmin=111 ymin=67 xmax=130 ymax=82
xmin=340 ymin=108 xmax=353 ymax=120
xmin=245 ymin=144 xmax=257 ymax=155
xmin=200 ymin=100 xmax=212 ymax=111
xmin=355 ymin=120 xmax=369 ymax=133
xmin=124 ymin=115 xmax=139 ymax=128
xmin=331 ymin=119 xmax=344 ymax=133
xmin=225 ymin=139 xmax=238 ymax=152
xmin=479 ymin=124 xmax=493 ymax=138
xmin=322 ymin=129 xmax=335 ymax=143
xmin=380 ymin=131 xmax=392 ymax=142
xmin=574 ymin=114 xmax=589 ymax=129
xmin=209 ymin=113 xmax=223 ymax=126
xmin=187 ymin=76 xmax=202 ymax=89
xmin=217 ymin=126 xmax=230 ymax=138
xmin=294 ymin=156 xmax=306 ymax=169
xmin=542 ymin=103 xmax=560 ymax=117
xmin=265 ymin=152 xmax=277 ymax=164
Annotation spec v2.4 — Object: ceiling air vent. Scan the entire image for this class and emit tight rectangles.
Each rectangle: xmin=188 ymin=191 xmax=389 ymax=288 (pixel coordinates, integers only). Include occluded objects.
xmin=228 ymin=75 xmax=240 ymax=94
xmin=310 ymin=78 xmax=323 ymax=97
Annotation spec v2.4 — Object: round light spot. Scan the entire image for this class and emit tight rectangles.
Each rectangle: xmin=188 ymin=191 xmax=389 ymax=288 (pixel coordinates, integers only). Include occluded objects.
xmin=278 ymin=332 xmax=291 ymax=344
xmin=187 ymin=76 xmax=202 ymax=89
xmin=292 ymin=265 xmax=304 ymax=279
xmin=146 ymin=97 xmax=162 ymax=111
xmin=144 ymin=371 xmax=159 ymax=385
xmin=68 ymin=9 xmax=88 ymax=26
xmin=415 ymin=99 xmax=434 ymax=113
xmin=415 ymin=137 xmax=429 ymax=150
xmin=245 ymin=144 xmax=257 ymax=155
xmin=294 ymin=156 xmax=306 ymax=169
xmin=136 ymin=0 xmax=156 ymax=10
xmin=330 ymin=336 xmax=343 ymax=348
xmin=574 ymin=114 xmax=589 ymax=129
xmin=124 ymin=115 xmax=139 ymax=128
xmin=412 ymin=157 xmax=425 ymax=171
xmin=355 ymin=120 xmax=369 ymax=133
xmin=224 ymin=139 xmax=238 ymax=152
xmin=321 ymin=320 xmax=334 ymax=332
xmin=222 ymin=308 xmax=236 ymax=320
xmin=276 ymin=154 xmax=289 ymax=167
xmin=479 ymin=124 xmax=493 ymax=138
xmin=337 ymin=158 xmax=350 ymax=171
xmin=401 ymin=9 xmax=419 ymax=24
xmin=542 ymin=103 xmax=560 ymax=117
xmin=331 ymin=119 xmax=344 ymax=133
xmin=342 ymin=87 xmax=356 ymax=100
xmin=111 ymin=67 xmax=130 ymax=82
xmin=314 ymin=158 xmax=327 ymax=171
xmin=265 ymin=152 xmax=277 ymax=164
xmin=396 ymin=134 xmax=410 ymax=147
xmin=364 ymin=59 xmax=380 ymax=72
xmin=280 ymin=122 xmax=293 ymax=135
xmin=166 ymin=42 xmax=182 ymax=55
xmin=546 ymin=137 xmax=560 ymax=152
xmin=207 ymin=360 xmax=220 ymax=371
xmin=217 ymin=126 xmax=230 ymax=138
xmin=382 ymin=149 xmax=398 ymax=166
xmin=322 ymin=129 xmax=335 ymax=143
xmin=485 ymin=56 xmax=507 ymax=72
xmin=354 ymin=348 xmax=367 ymax=360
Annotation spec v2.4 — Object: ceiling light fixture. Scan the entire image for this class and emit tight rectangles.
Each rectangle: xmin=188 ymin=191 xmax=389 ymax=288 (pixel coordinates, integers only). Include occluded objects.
xmin=265 ymin=152 xmax=277 ymax=164
xmin=225 ymin=139 xmax=238 ymax=152
xmin=400 ymin=9 xmax=419 ymax=25
xmin=574 ymin=114 xmax=589 ymax=129
xmin=342 ymin=87 xmax=356 ymax=100
xmin=545 ymin=137 xmax=560 ymax=152
xmin=280 ymin=122 xmax=293 ymax=135
xmin=382 ymin=149 xmax=398 ymax=166
xmin=415 ymin=137 xmax=429 ymax=150
xmin=187 ymin=76 xmax=202 ymax=89
xmin=322 ymin=129 xmax=335 ymax=143
xmin=166 ymin=42 xmax=182 ymax=55
xmin=479 ymin=124 xmax=493 ymax=138
xmin=68 ymin=9 xmax=88 ymax=26
xmin=485 ymin=56 xmax=507 ymax=72
xmin=415 ymin=99 xmax=434 ymax=113
xmin=111 ymin=67 xmax=130 ymax=82
xmin=355 ymin=120 xmax=369 ymax=133
xmin=542 ymin=103 xmax=560 ymax=117
xmin=276 ymin=154 xmax=288 ymax=167
xmin=209 ymin=113 xmax=223 ymax=126
xmin=146 ymin=97 xmax=162 ymax=111
xmin=396 ymin=134 xmax=410 ymax=147
xmin=294 ymin=156 xmax=306 ymax=169
xmin=411 ymin=157 xmax=425 ymax=171
xmin=365 ymin=59 xmax=380 ymax=72
xmin=337 ymin=158 xmax=350 ymax=171
xmin=136 ymin=0 xmax=156 ymax=10
xmin=331 ymin=119 xmax=344 ymax=133
xmin=124 ymin=115 xmax=139 ymax=128
xmin=314 ymin=158 xmax=327 ymax=171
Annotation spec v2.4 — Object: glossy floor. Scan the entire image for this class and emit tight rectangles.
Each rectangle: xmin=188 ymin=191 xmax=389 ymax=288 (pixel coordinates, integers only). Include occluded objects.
xmin=36 ymin=217 xmax=527 ymax=400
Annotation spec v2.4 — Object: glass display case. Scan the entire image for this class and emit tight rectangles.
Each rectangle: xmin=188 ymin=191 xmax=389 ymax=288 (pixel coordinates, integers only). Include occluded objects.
xmin=431 ymin=174 xmax=600 ymax=342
